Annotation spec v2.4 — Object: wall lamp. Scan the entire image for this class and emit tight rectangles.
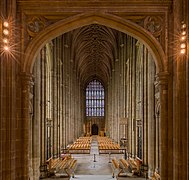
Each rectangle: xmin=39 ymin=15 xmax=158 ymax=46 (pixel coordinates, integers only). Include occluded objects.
xmin=180 ymin=22 xmax=187 ymax=55
xmin=2 ymin=20 xmax=10 ymax=52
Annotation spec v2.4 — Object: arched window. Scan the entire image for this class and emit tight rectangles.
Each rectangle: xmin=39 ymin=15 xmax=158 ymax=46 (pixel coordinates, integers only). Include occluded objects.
xmin=86 ymin=79 xmax=104 ymax=117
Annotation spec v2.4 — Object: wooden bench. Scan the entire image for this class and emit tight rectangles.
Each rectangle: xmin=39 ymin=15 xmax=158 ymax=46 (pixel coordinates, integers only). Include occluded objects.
xmin=65 ymin=158 xmax=77 ymax=178
xmin=118 ymin=158 xmax=134 ymax=177
xmin=128 ymin=157 xmax=142 ymax=175
xmin=46 ymin=156 xmax=77 ymax=177
xmin=111 ymin=158 xmax=121 ymax=178
xmin=151 ymin=171 xmax=160 ymax=180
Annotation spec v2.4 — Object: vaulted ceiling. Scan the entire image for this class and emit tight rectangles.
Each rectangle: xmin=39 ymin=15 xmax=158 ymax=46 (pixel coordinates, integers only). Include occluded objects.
xmin=71 ymin=24 xmax=118 ymax=87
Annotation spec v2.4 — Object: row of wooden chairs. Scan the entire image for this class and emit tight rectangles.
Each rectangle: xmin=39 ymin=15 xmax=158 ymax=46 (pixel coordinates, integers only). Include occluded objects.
xmin=74 ymin=141 xmax=91 ymax=144
xmin=111 ymin=157 xmax=142 ymax=178
xmin=97 ymin=136 xmax=113 ymax=143
xmin=99 ymin=144 xmax=120 ymax=150
xmin=46 ymin=155 xmax=77 ymax=177
xmin=69 ymin=144 xmax=90 ymax=150
xmin=97 ymin=136 xmax=120 ymax=150
xmin=67 ymin=137 xmax=92 ymax=153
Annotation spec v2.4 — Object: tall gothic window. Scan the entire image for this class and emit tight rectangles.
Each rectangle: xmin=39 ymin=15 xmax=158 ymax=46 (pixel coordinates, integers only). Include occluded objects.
xmin=86 ymin=79 xmax=105 ymax=117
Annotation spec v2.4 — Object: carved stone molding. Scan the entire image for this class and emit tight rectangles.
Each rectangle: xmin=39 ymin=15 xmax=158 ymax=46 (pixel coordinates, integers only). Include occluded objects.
xmin=155 ymin=72 xmax=169 ymax=87
xmin=111 ymin=13 xmax=165 ymax=49
xmin=20 ymin=73 xmax=34 ymax=102
xmin=27 ymin=16 xmax=47 ymax=37
xmin=144 ymin=16 xmax=163 ymax=37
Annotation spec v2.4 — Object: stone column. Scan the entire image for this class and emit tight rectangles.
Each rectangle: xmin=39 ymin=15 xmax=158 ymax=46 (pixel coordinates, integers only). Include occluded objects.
xmin=155 ymin=72 xmax=169 ymax=180
xmin=155 ymin=99 xmax=160 ymax=171
xmin=20 ymin=73 xmax=34 ymax=180
xmin=52 ymin=39 xmax=58 ymax=157
xmin=173 ymin=54 xmax=188 ymax=180
xmin=131 ymin=38 xmax=136 ymax=157
xmin=126 ymin=57 xmax=131 ymax=154
xmin=115 ymin=56 xmax=120 ymax=143
xmin=173 ymin=0 xmax=188 ymax=179
xmin=109 ymin=77 xmax=113 ymax=138
xmin=143 ymin=47 xmax=148 ymax=165
xmin=59 ymin=45 xmax=63 ymax=152
xmin=147 ymin=53 xmax=155 ymax=177
xmin=32 ymin=54 xmax=41 ymax=180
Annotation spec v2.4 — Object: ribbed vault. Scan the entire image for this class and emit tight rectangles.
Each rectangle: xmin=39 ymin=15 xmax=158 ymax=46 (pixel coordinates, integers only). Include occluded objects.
xmin=72 ymin=24 xmax=118 ymax=86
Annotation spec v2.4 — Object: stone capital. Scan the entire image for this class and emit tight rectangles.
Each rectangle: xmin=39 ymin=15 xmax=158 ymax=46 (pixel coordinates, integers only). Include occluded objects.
xmin=20 ymin=72 xmax=34 ymax=92
xmin=154 ymin=71 xmax=169 ymax=88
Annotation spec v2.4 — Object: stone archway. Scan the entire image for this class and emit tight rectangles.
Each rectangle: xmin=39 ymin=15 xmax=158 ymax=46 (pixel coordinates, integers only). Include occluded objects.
xmin=23 ymin=12 xmax=166 ymax=74
xmin=21 ymin=12 xmax=169 ymax=180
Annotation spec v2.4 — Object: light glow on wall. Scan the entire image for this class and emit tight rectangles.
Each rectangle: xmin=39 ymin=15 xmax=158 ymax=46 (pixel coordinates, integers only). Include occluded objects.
xmin=180 ymin=22 xmax=187 ymax=55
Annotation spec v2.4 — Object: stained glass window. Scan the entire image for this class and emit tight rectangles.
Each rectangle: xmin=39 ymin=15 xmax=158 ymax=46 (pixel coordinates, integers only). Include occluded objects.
xmin=86 ymin=79 xmax=105 ymax=116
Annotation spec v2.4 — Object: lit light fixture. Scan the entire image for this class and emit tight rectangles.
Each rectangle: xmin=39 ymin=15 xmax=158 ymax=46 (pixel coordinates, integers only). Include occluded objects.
xmin=180 ymin=43 xmax=186 ymax=49
xmin=182 ymin=31 xmax=186 ymax=35
xmin=181 ymin=36 xmax=186 ymax=41
xmin=2 ymin=20 xmax=10 ymax=54
xmin=3 ymin=21 xmax=9 ymax=28
xmin=180 ymin=49 xmax=186 ymax=54
xmin=3 ymin=38 xmax=8 ymax=44
xmin=180 ymin=22 xmax=187 ymax=55
xmin=3 ymin=45 xmax=9 ymax=51
xmin=181 ymin=23 xmax=186 ymax=29
xmin=3 ymin=29 xmax=9 ymax=35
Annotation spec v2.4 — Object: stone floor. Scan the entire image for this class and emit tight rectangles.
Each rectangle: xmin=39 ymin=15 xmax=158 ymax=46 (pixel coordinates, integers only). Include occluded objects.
xmin=45 ymin=136 xmax=146 ymax=180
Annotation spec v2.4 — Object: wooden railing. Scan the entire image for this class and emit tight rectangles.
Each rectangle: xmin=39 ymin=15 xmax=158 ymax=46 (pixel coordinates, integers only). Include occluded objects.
xmin=99 ymin=148 xmax=125 ymax=154
xmin=61 ymin=148 xmax=90 ymax=154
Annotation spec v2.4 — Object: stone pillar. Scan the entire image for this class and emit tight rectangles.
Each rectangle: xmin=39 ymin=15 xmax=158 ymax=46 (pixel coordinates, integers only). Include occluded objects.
xmin=143 ymin=46 xmax=148 ymax=165
xmin=155 ymin=100 xmax=160 ymax=171
xmin=0 ymin=58 xmax=18 ymax=179
xmin=32 ymin=54 xmax=41 ymax=180
xmin=20 ymin=73 xmax=34 ymax=180
xmin=126 ymin=61 xmax=131 ymax=154
xmin=114 ymin=56 xmax=119 ymax=143
xmin=173 ymin=52 xmax=188 ymax=180
xmin=127 ymin=36 xmax=132 ymax=155
xmin=147 ymin=53 xmax=155 ymax=176
xmin=59 ymin=45 xmax=63 ymax=152
xmin=108 ymin=77 xmax=113 ymax=138
xmin=173 ymin=0 xmax=188 ymax=179
xmin=155 ymin=72 xmax=169 ymax=180
xmin=52 ymin=39 xmax=58 ymax=157
xmin=131 ymin=38 xmax=136 ymax=157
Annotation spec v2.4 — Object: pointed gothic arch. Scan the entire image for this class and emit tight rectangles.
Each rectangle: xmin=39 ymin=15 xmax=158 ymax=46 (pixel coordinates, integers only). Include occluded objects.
xmin=22 ymin=12 xmax=170 ymax=180
xmin=23 ymin=12 xmax=166 ymax=74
